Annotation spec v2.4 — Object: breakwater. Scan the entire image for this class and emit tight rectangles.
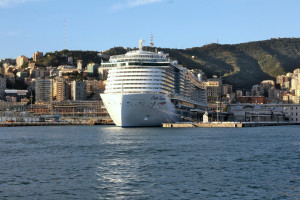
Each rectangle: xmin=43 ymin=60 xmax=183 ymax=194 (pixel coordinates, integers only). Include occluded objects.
xmin=162 ymin=122 xmax=300 ymax=128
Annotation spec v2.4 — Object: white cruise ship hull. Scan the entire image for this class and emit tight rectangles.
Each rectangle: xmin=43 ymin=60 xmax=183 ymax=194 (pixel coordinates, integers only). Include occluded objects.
xmin=101 ymin=93 xmax=177 ymax=127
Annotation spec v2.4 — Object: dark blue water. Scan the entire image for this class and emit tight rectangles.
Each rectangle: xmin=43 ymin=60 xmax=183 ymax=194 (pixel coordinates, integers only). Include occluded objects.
xmin=0 ymin=126 xmax=299 ymax=199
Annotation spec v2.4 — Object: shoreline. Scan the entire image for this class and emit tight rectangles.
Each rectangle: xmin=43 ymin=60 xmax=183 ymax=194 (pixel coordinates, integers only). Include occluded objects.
xmin=0 ymin=122 xmax=114 ymax=127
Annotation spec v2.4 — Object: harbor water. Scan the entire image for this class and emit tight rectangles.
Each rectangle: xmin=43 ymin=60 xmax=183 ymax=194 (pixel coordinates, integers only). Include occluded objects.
xmin=0 ymin=126 xmax=299 ymax=199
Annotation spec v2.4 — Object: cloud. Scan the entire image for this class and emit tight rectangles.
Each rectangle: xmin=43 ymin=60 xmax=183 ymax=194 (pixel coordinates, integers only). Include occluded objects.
xmin=111 ymin=0 xmax=164 ymax=11
xmin=0 ymin=30 xmax=23 ymax=37
xmin=0 ymin=0 xmax=39 ymax=8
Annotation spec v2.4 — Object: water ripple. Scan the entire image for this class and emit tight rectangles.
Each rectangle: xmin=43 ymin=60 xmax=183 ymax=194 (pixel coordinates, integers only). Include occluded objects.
xmin=0 ymin=126 xmax=299 ymax=199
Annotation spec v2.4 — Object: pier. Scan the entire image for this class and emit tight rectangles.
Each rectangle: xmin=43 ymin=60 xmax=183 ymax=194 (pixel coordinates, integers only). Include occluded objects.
xmin=162 ymin=122 xmax=300 ymax=128
xmin=0 ymin=121 xmax=91 ymax=127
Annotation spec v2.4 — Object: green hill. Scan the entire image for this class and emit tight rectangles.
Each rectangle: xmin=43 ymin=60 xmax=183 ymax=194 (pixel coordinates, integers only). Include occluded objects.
xmin=38 ymin=38 xmax=300 ymax=89
xmin=36 ymin=50 xmax=101 ymax=69
xmin=155 ymin=38 xmax=300 ymax=89
xmin=106 ymin=38 xmax=300 ymax=89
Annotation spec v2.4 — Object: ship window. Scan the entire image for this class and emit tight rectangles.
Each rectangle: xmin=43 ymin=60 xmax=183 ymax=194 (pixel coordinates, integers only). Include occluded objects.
xmin=129 ymin=62 xmax=169 ymax=66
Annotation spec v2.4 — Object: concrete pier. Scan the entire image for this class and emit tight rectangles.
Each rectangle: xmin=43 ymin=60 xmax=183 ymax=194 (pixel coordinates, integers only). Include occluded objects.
xmin=162 ymin=122 xmax=300 ymax=128
xmin=0 ymin=122 xmax=90 ymax=127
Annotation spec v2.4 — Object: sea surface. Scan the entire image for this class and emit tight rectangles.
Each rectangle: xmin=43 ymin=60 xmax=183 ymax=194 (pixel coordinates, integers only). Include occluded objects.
xmin=0 ymin=125 xmax=299 ymax=200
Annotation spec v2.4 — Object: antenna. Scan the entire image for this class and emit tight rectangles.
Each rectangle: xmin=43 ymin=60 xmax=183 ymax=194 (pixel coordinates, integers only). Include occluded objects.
xmin=150 ymin=32 xmax=154 ymax=47
xmin=64 ymin=19 xmax=66 ymax=49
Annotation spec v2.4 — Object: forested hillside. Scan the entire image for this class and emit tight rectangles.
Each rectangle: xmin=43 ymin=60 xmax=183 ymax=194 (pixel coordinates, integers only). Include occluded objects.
xmin=39 ymin=38 xmax=300 ymax=89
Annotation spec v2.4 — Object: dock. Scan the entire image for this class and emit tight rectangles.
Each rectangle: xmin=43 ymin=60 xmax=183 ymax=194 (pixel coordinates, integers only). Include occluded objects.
xmin=162 ymin=122 xmax=300 ymax=128
xmin=0 ymin=122 xmax=91 ymax=127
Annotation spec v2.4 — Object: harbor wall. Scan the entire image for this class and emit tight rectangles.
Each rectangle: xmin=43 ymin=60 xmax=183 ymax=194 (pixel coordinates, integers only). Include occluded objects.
xmin=162 ymin=122 xmax=300 ymax=128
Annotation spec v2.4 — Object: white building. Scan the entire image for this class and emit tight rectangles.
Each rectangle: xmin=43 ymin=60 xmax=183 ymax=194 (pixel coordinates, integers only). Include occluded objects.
xmin=228 ymin=104 xmax=300 ymax=122
xmin=77 ymin=60 xmax=83 ymax=71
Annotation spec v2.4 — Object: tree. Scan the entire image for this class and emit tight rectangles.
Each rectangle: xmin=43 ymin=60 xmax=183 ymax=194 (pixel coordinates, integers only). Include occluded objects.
xmin=21 ymin=62 xmax=28 ymax=69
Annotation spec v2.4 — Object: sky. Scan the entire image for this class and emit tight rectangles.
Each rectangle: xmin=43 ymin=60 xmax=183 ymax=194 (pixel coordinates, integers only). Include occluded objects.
xmin=0 ymin=0 xmax=300 ymax=59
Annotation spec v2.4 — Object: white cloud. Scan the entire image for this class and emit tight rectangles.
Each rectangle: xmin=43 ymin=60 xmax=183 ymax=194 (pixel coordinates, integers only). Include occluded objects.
xmin=0 ymin=0 xmax=39 ymax=8
xmin=111 ymin=0 xmax=164 ymax=11
xmin=0 ymin=30 xmax=23 ymax=37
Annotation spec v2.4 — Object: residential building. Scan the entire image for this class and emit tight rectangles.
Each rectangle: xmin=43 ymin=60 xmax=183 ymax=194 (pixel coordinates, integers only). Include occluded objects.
xmin=291 ymin=95 xmax=300 ymax=104
xmin=291 ymin=76 xmax=299 ymax=90
xmin=55 ymin=78 xmax=70 ymax=102
xmin=268 ymin=87 xmax=281 ymax=101
xmin=16 ymin=71 xmax=28 ymax=79
xmin=30 ymin=68 xmax=46 ymax=78
xmin=260 ymin=80 xmax=275 ymax=95
xmin=87 ymin=63 xmax=99 ymax=77
xmin=16 ymin=55 xmax=29 ymax=68
xmin=284 ymin=81 xmax=291 ymax=89
xmin=35 ymin=78 xmax=53 ymax=102
xmin=86 ymin=80 xmax=105 ymax=100
xmin=33 ymin=51 xmax=43 ymax=61
xmin=261 ymin=80 xmax=275 ymax=89
xmin=251 ymin=84 xmax=264 ymax=96
xmin=296 ymin=89 xmax=300 ymax=97
xmin=0 ymin=58 xmax=16 ymax=65
xmin=222 ymin=84 xmax=232 ymax=96
xmin=206 ymin=75 xmax=221 ymax=103
xmin=236 ymin=90 xmax=243 ymax=97
xmin=71 ymin=80 xmax=87 ymax=101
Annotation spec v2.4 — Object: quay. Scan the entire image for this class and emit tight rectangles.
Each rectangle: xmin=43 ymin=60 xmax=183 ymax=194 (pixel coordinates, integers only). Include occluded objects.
xmin=162 ymin=122 xmax=300 ymax=128
xmin=0 ymin=121 xmax=99 ymax=127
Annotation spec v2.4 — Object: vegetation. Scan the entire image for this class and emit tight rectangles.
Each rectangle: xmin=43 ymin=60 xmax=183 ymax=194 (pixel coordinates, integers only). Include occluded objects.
xmin=20 ymin=62 xmax=28 ymax=69
xmin=25 ymin=38 xmax=300 ymax=90
xmin=105 ymin=38 xmax=300 ymax=89
xmin=64 ymin=71 xmax=86 ymax=81
xmin=36 ymin=50 xmax=101 ymax=68
xmin=166 ymin=38 xmax=300 ymax=89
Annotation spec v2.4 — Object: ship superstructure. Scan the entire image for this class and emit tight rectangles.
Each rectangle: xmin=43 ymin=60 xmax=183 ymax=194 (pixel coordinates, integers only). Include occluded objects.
xmin=100 ymin=40 xmax=207 ymax=127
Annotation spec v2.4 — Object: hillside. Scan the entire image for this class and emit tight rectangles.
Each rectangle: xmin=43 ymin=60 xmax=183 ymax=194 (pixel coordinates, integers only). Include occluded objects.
xmin=36 ymin=50 xmax=101 ymax=69
xmin=160 ymin=38 xmax=300 ymax=89
xmin=105 ymin=38 xmax=300 ymax=89
xmin=38 ymin=38 xmax=300 ymax=89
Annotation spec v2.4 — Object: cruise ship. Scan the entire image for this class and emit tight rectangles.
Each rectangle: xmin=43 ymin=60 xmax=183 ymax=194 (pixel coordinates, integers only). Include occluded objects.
xmin=100 ymin=40 xmax=208 ymax=127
